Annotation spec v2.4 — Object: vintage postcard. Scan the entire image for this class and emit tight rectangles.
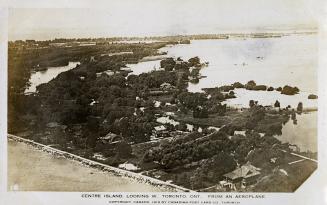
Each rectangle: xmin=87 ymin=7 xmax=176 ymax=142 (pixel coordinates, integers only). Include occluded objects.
xmin=1 ymin=0 xmax=327 ymax=204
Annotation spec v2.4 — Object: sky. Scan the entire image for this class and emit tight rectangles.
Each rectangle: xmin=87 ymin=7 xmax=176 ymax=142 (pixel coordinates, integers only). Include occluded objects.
xmin=8 ymin=0 xmax=320 ymax=40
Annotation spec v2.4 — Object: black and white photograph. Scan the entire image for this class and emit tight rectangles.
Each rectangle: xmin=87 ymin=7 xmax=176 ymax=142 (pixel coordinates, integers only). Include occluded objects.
xmin=1 ymin=0 xmax=327 ymax=204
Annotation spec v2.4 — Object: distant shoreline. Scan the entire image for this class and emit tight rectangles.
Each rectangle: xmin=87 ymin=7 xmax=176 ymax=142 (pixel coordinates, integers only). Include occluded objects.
xmin=9 ymin=31 xmax=317 ymax=42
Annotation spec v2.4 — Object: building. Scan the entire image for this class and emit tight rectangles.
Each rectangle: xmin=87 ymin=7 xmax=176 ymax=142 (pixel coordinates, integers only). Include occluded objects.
xmin=99 ymin=132 xmax=122 ymax=144
xmin=223 ymin=162 xmax=261 ymax=188
xmin=160 ymin=82 xmax=175 ymax=90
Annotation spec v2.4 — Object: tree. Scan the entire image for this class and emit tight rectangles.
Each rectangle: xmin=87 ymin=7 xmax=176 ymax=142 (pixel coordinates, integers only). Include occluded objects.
xmin=267 ymin=86 xmax=274 ymax=91
xmin=245 ymin=80 xmax=256 ymax=90
xmin=197 ymin=152 xmax=237 ymax=184
xmin=250 ymin=106 xmax=265 ymax=122
xmin=160 ymin=58 xmax=176 ymax=71
xmin=188 ymin=56 xmax=200 ymax=67
xmin=190 ymin=68 xmax=200 ymax=76
xmin=176 ymin=123 xmax=187 ymax=131
xmin=84 ymin=116 xmax=100 ymax=148
xmin=53 ymin=127 xmax=67 ymax=147
xmin=193 ymin=106 xmax=209 ymax=118
xmin=281 ymin=85 xmax=300 ymax=95
xmin=115 ymin=141 xmax=132 ymax=159
xmin=190 ymin=167 xmax=206 ymax=189
xmin=249 ymin=100 xmax=255 ymax=108
xmin=210 ymin=103 xmax=226 ymax=116
xmin=178 ymin=92 xmax=207 ymax=110
xmin=297 ymin=102 xmax=303 ymax=113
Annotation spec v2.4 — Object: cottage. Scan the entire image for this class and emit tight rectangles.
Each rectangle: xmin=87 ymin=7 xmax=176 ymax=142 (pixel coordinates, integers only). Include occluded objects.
xmin=223 ymin=162 xmax=261 ymax=188
xmin=100 ymin=132 xmax=122 ymax=144
xmin=46 ymin=122 xmax=60 ymax=128
xmin=96 ymin=70 xmax=115 ymax=77
xmin=160 ymin=82 xmax=175 ymax=90
xmin=289 ymin=145 xmax=300 ymax=152
xmin=148 ymin=90 xmax=166 ymax=96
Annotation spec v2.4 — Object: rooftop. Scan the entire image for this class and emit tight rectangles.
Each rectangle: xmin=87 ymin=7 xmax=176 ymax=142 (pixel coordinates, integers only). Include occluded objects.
xmin=223 ymin=162 xmax=261 ymax=180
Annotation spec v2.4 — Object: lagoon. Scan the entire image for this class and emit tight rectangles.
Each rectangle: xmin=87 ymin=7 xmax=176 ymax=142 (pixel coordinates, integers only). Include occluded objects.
xmin=126 ymin=34 xmax=318 ymax=152
xmin=25 ymin=61 xmax=79 ymax=93
xmin=275 ymin=111 xmax=317 ymax=152
xmin=129 ymin=34 xmax=318 ymax=108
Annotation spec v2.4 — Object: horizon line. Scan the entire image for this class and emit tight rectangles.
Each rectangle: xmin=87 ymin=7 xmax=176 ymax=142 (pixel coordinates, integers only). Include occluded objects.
xmin=9 ymin=29 xmax=318 ymax=42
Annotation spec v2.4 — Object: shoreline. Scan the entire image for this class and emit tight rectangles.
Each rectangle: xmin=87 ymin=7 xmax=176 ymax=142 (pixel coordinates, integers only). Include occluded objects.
xmin=8 ymin=36 xmax=317 ymax=192
xmin=7 ymin=134 xmax=192 ymax=192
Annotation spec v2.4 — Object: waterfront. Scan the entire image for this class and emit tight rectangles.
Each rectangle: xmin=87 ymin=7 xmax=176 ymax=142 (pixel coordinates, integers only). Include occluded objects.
xmin=8 ymin=140 xmax=166 ymax=192
xmin=22 ymin=34 xmax=318 ymax=159
xmin=129 ymin=34 xmax=317 ymax=108
xmin=276 ymin=111 xmax=317 ymax=152
xmin=125 ymin=34 xmax=318 ymax=153
xmin=163 ymin=35 xmax=317 ymax=93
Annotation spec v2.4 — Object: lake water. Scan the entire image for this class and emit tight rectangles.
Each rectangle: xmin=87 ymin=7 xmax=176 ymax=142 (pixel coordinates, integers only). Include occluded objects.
xmin=126 ymin=60 xmax=162 ymax=75
xmin=8 ymin=140 xmax=167 ymax=192
xmin=126 ymin=34 xmax=318 ymax=152
xmin=275 ymin=112 xmax=317 ymax=152
xmin=25 ymin=62 xmax=79 ymax=93
xmin=129 ymin=34 xmax=318 ymax=108
xmin=225 ymin=89 xmax=317 ymax=109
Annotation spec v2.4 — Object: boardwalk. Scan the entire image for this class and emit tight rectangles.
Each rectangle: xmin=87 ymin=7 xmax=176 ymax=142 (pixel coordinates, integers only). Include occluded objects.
xmin=288 ymin=159 xmax=305 ymax=165
xmin=280 ymin=149 xmax=318 ymax=163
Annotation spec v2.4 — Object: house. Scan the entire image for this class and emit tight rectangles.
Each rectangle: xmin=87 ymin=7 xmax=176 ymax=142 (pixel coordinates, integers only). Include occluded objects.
xmin=46 ymin=122 xmax=60 ymax=128
xmin=148 ymin=90 xmax=166 ymax=96
xmin=160 ymin=82 xmax=175 ymax=90
xmin=223 ymin=162 xmax=261 ymax=188
xmin=100 ymin=132 xmax=122 ymax=144
xmin=289 ymin=145 xmax=300 ymax=152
